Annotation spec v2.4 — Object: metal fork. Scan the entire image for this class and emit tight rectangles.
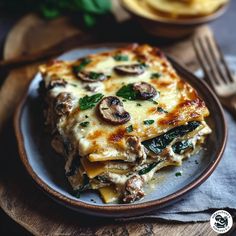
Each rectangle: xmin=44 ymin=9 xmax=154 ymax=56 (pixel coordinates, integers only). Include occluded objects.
xmin=193 ymin=34 xmax=236 ymax=119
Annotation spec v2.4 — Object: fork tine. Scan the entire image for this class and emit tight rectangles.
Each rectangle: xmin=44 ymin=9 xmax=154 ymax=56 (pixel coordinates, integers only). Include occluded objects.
xmin=214 ymin=38 xmax=235 ymax=83
xmin=193 ymin=37 xmax=220 ymax=88
xmin=205 ymin=35 xmax=229 ymax=84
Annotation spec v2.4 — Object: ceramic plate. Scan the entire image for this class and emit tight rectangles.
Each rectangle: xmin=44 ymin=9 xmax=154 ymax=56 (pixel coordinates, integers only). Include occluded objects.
xmin=14 ymin=44 xmax=227 ymax=217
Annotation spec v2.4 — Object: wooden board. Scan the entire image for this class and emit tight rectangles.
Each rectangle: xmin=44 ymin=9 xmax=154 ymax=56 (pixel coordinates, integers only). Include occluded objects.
xmin=0 ymin=13 xmax=217 ymax=236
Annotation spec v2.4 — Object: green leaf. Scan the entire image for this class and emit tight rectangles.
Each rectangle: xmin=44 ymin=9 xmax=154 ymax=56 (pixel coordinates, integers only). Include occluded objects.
xmin=143 ymin=120 xmax=155 ymax=125
xmin=142 ymin=121 xmax=200 ymax=154
xmin=172 ymin=140 xmax=193 ymax=154
xmin=151 ymin=72 xmax=162 ymax=79
xmin=79 ymin=121 xmax=90 ymax=127
xmin=126 ymin=125 xmax=133 ymax=133
xmin=83 ymin=13 xmax=96 ymax=28
xmin=175 ymin=172 xmax=182 ymax=177
xmin=157 ymin=107 xmax=168 ymax=114
xmin=73 ymin=58 xmax=91 ymax=73
xmin=88 ymin=72 xmax=105 ymax=80
xmin=138 ymin=161 xmax=162 ymax=175
xmin=113 ymin=54 xmax=129 ymax=61
xmin=79 ymin=93 xmax=104 ymax=110
xmin=40 ymin=5 xmax=60 ymax=19
xmin=116 ymin=84 xmax=138 ymax=100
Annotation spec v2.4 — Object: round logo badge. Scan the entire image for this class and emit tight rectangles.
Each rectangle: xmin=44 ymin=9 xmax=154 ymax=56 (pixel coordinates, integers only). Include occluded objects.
xmin=210 ymin=210 xmax=233 ymax=234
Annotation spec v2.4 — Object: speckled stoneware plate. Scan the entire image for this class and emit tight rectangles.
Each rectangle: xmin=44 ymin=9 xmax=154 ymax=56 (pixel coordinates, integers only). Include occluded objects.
xmin=14 ymin=44 xmax=227 ymax=217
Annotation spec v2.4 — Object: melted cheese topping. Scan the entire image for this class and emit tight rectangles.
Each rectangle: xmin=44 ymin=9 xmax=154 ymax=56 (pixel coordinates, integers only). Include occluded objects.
xmin=40 ymin=44 xmax=209 ymax=163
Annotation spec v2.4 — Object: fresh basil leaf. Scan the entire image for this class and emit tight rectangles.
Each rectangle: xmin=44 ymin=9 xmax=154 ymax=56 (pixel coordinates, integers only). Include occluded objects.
xmin=143 ymin=120 xmax=155 ymax=125
xmin=113 ymin=54 xmax=129 ymax=61
xmin=126 ymin=125 xmax=133 ymax=133
xmin=142 ymin=121 xmax=200 ymax=154
xmin=116 ymin=84 xmax=138 ymax=100
xmin=79 ymin=93 xmax=104 ymax=110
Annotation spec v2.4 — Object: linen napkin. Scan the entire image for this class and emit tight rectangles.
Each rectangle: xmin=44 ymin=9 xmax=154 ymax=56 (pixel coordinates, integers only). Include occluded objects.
xmin=119 ymin=59 xmax=236 ymax=222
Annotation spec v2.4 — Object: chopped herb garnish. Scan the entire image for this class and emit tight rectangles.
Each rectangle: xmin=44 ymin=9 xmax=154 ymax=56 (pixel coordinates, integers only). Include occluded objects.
xmin=126 ymin=125 xmax=133 ymax=133
xmin=73 ymin=58 xmax=91 ymax=73
xmin=113 ymin=54 xmax=129 ymax=61
xmin=122 ymin=99 xmax=127 ymax=102
xmin=144 ymin=120 xmax=155 ymax=125
xmin=137 ymin=103 xmax=142 ymax=107
xmin=85 ymin=115 xmax=89 ymax=118
xmin=157 ymin=107 xmax=168 ymax=113
xmin=151 ymin=72 xmax=162 ymax=79
xmin=69 ymin=83 xmax=78 ymax=87
xmin=116 ymin=84 xmax=138 ymax=100
xmin=88 ymin=72 xmax=104 ymax=80
xmin=175 ymin=172 xmax=182 ymax=177
xmin=79 ymin=93 xmax=104 ymax=110
xmin=80 ymin=121 xmax=90 ymax=127
xmin=101 ymin=107 xmax=109 ymax=110
xmin=195 ymin=160 xmax=199 ymax=165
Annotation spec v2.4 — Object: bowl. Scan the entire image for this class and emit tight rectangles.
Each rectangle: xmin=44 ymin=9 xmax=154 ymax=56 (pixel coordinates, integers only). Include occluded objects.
xmin=121 ymin=0 xmax=229 ymax=39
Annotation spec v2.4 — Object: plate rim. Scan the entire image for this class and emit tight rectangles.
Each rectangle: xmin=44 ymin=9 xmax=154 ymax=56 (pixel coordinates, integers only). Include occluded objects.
xmin=14 ymin=43 xmax=227 ymax=217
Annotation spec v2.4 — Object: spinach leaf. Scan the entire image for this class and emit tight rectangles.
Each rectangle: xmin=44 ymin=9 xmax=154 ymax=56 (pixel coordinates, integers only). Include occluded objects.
xmin=142 ymin=121 xmax=200 ymax=154
xmin=172 ymin=140 xmax=193 ymax=154
xmin=79 ymin=93 xmax=104 ymax=110
xmin=66 ymin=157 xmax=80 ymax=177
xmin=138 ymin=160 xmax=163 ymax=175
xmin=116 ymin=84 xmax=138 ymax=100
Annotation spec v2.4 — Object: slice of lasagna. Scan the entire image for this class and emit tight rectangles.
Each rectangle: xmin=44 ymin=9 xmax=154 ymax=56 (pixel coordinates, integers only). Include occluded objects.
xmin=39 ymin=44 xmax=211 ymax=204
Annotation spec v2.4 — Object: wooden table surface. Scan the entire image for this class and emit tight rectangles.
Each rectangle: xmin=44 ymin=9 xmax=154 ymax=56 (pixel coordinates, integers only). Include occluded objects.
xmin=0 ymin=2 xmax=236 ymax=235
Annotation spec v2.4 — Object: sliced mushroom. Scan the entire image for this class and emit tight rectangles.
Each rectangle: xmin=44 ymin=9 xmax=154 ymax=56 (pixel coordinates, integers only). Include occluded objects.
xmin=114 ymin=64 xmax=145 ymax=76
xmin=98 ymin=96 xmax=130 ymax=125
xmin=76 ymin=71 xmax=107 ymax=82
xmin=48 ymin=78 xmax=67 ymax=90
xmin=122 ymin=175 xmax=145 ymax=203
xmin=133 ymin=82 xmax=157 ymax=100
xmin=54 ymin=92 xmax=74 ymax=117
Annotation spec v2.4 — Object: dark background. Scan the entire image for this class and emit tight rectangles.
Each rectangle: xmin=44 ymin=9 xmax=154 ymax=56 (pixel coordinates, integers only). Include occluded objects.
xmin=0 ymin=1 xmax=235 ymax=235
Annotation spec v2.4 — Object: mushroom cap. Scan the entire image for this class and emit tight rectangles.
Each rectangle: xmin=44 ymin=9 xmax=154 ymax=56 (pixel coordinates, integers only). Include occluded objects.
xmin=114 ymin=64 xmax=145 ymax=75
xmin=97 ymin=96 xmax=131 ymax=125
xmin=133 ymin=82 xmax=157 ymax=100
